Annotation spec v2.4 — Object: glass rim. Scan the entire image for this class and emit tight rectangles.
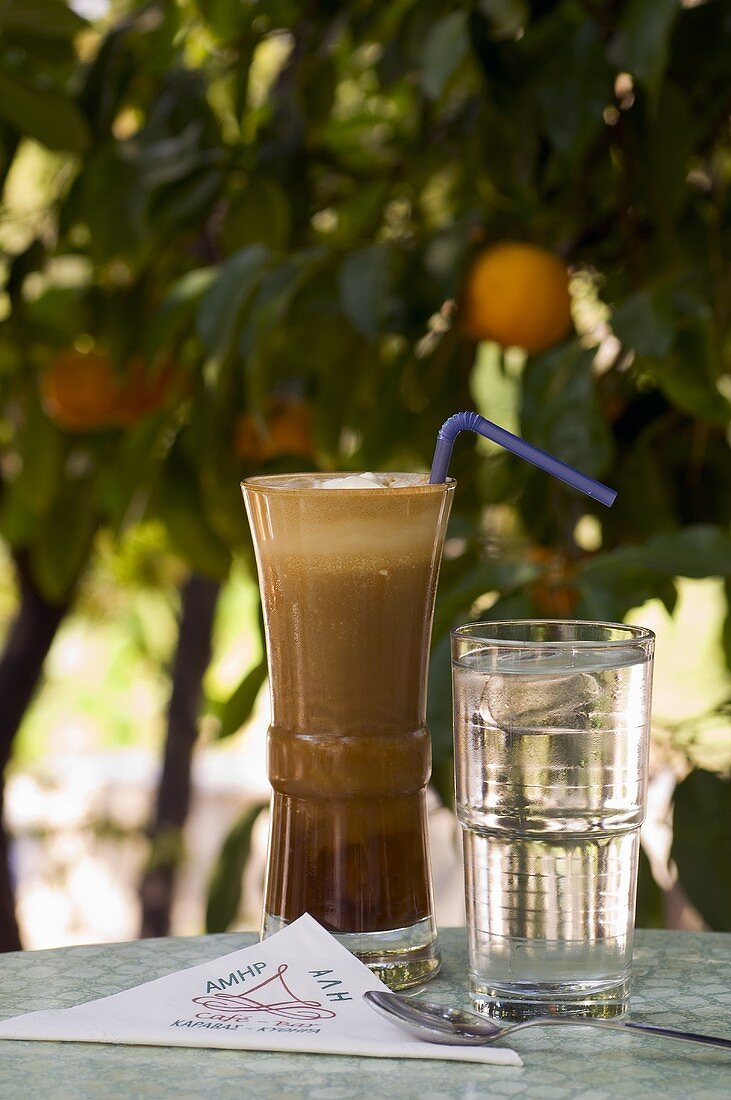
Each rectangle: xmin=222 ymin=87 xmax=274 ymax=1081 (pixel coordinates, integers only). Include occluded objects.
xmin=451 ymin=619 xmax=655 ymax=648
xmin=241 ymin=473 xmax=456 ymax=494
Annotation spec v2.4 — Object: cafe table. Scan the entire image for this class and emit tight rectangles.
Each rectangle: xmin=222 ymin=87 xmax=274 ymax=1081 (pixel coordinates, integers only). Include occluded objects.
xmin=0 ymin=928 xmax=729 ymax=1099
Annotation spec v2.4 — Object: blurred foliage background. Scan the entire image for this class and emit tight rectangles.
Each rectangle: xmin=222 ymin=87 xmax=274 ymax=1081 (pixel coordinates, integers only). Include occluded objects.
xmin=0 ymin=0 xmax=729 ymax=950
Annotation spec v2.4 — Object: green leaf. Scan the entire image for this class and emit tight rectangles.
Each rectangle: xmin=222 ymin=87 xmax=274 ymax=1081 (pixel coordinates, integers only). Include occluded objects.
xmin=333 ymin=179 xmax=391 ymax=244
xmin=576 ymin=577 xmax=677 ymax=623
xmin=149 ymin=165 xmax=224 ymax=233
xmin=195 ymin=0 xmax=255 ymax=42
xmin=0 ymin=32 xmax=74 ymax=68
xmin=0 ymin=0 xmax=86 ymax=38
xmin=577 ymin=526 xmax=731 ymax=621
xmin=280 ymin=307 xmax=360 ymax=383
xmin=420 ymin=10 xmax=469 ymax=100
xmin=301 ymin=55 xmax=338 ymax=128
xmin=15 ymin=400 xmax=64 ymax=513
xmin=77 ymin=25 xmax=131 ymax=137
xmin=672 ymin=769 xmax=731 ymax=931
xmin=30 ymin=476 xmax=97 ymax=601
xmin=5 ymin=236 xmax=46 ymax=305
xmin=206 ymin=803 xmax=267 ymax=933
xmin=535 ymin=19 xmax=612 ymax=160
xmin=633 ymin=82 xmax=695 ymax=224
xmin=608 ymin=435 xmax=677 ymax=542
xmin=612 ymin=288 xmax=674 ymax=357
xmin=673 ymin=708 xmax=731 ymax=776
xmin=0 ymin=69 xmax=89 ymax=153
xmin=645 ymin=318 xmax=731 ymax=425
xmin=478 ymin=589 xmax=536 ymax=620
xmin=521 ymin=342 xmax=614 ymax=477
xmin=240 ymin=250 xmax=329 ymax=408
xmin=198 ymin=458 xmax=251 ymax=549
xmin=576 ymin=549 xmax=677 ymax=622
xmin=477 ymin=0 xmax=528 ymax=41
xmin=640 ymin=526 xmax=731 ymax=578
xmin=611 ymin=0 xmax=680 ymax=99
xmin=422 ymin=222 xmax=473 ymax=299
xmin=214 ymin=659 xmax=267 ymax=740
xmin=635 ymin=845 xmax=665 ymax=929
xmin=137 ymin=125 xmax=217 ymax=190
xmin=0 ymin=485 xmax=38 ymax=548
xmin=25 ymin=284 xmax=90 ymax=345
xmin=95 ymin=417 xmax=168 ymax=532
xmin=339 ymin=246 xmax=392 ymax=341
xmin=157 ymin=460 xmax=232 ymax=579
xmin=146 ymin=268 xmax=217 ymax=358
xmin=80 ymin=144 xmax=147 ymax=264
xmin=427 ymin=631 xmax=455 ymax=808
xmin=197 ymin=245 xmax=270 ymax=368
xmin=432 ymin=559 xmax=540 ymax=641
xmin=222 ymin=177 xmax=292 ymax=253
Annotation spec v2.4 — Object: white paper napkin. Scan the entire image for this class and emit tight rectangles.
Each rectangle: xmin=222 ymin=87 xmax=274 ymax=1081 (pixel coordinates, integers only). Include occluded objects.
xmin=0 ymin=914 xmax=520 ymax=1067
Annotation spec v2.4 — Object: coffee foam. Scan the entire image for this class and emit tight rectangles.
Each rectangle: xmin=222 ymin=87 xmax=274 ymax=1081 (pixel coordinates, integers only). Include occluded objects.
xmin=246 ymin=472 xmax=432 ymax=491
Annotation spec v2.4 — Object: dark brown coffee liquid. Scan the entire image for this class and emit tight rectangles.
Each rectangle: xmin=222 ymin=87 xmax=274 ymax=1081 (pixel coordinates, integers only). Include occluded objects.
xmin=244 ymin=476 xmax=452 ymax=935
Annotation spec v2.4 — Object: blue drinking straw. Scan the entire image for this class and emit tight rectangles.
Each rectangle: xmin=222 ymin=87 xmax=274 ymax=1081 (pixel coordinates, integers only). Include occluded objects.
xmin=429 ymin=411 xmax=617 ymax=507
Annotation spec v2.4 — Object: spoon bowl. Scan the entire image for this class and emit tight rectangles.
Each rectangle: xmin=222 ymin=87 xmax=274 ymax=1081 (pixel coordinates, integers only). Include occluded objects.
xmin=364 ymin=989 xmax=500 ymax=1045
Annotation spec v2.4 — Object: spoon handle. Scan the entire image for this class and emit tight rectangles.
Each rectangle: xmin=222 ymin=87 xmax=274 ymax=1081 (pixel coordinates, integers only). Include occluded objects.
xmin=622 ymin=1021 xmax=731 ymax=1050
xmin=505 ymin=1017 xmax=731 ymax=1050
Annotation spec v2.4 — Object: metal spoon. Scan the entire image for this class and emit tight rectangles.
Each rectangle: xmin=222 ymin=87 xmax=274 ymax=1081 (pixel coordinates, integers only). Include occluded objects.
xmin=364 ymin=990 xmax=731 ymax=1051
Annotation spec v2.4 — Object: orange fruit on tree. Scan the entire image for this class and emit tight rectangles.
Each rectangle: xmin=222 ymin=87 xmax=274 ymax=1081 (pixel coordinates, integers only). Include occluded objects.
xmin=234 ymin=397 xmax=315 ymax=463
xmin=114 ymin=357 xmax=178 ymax=426
xmin=527 ymin=546 xmax=579 ymax=617
xmin=40 ymin=349 xmax=122 ymax=431
xmin=462 ymin=241 xmax=573 ymax=353
xmin=531 ymin=581 xmax=580 ymax=618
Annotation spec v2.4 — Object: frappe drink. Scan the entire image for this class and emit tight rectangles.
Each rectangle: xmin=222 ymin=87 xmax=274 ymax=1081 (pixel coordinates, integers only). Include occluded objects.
xmin=243 ymin=472 xmax=454 ymax=987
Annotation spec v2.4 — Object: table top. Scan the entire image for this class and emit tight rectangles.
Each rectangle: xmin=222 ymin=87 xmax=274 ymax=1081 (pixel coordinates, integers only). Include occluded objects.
xmin=0 ymin=928 xmax=729 ymax=1099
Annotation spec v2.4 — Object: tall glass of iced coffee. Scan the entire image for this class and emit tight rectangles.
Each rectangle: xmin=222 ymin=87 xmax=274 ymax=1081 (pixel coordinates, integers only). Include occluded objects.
xmin=242 ymin=472 xmax=455 ymax=988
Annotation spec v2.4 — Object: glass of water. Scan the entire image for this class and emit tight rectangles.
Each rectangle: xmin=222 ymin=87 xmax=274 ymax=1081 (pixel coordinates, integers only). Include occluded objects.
xmin=451 ymin=620 xmax=654 ymax=1021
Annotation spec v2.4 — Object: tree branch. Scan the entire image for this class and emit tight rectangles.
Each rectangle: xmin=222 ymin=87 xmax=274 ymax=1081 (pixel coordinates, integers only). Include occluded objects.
xmin=139 ymin=572 xmax=220 ymax=938
xmin=0 ymin=553 xmax=73 ymax=952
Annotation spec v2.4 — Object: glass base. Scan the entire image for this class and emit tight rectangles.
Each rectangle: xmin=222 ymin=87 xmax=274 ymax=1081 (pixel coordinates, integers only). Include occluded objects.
xmin=470 ymin=971 xmax=631 ymax=1021
xmin=262 ymin=913 xmax=441 ymax=990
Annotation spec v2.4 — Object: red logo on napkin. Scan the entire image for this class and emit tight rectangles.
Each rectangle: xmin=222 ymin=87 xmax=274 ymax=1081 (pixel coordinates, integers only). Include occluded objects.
xmin=192 ymin=963 xmax=336 ymax=1022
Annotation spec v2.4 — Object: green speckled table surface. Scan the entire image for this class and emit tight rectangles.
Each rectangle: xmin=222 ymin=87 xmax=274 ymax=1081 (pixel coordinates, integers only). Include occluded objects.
xmin=0 ymin=929 xmax=729 ymax=1099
